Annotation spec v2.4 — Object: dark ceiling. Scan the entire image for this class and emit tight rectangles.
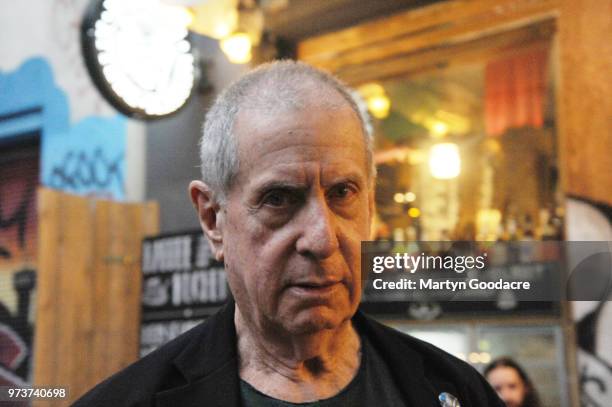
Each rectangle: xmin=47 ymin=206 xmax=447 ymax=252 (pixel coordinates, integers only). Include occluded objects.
xmin=262 ymin=0 xmax=443 ymax=42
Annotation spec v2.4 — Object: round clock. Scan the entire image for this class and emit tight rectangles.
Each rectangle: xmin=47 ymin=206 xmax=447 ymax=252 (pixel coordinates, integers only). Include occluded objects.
xmin=81 ymin=0 xmax=197 ymax=120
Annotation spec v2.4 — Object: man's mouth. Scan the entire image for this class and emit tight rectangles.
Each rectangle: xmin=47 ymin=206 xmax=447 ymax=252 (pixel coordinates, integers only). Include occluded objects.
xmin=287 ymin=280 xmax=343 ymax=295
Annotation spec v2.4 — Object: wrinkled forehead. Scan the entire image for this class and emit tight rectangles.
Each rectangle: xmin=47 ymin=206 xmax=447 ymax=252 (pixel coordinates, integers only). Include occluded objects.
xmin=234 ymin=80 xmax=364 ymax=139
xmin=234 ymin=96 xmax=364 ymax=149
xmin=231 ymin=99 xmax=368 ymax=184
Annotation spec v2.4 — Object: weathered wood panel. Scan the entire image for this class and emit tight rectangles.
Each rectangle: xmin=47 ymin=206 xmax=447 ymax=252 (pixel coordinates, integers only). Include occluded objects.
xmin=33 ymin=188 xmax=159 ymax=405
xmin=336 ymin=20 xmax=555 ymax=85
xmin=299 ymin=0 xmax=560 ymax=72
xmin=557 ymin=0 xmax=612 ymax=206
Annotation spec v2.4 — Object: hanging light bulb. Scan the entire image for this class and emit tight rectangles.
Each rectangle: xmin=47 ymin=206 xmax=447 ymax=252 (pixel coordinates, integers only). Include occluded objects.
xmin=429 ymin=143 xmax=461 ymax=179
xmin=220 ymin=32 xmax=252 ymax=64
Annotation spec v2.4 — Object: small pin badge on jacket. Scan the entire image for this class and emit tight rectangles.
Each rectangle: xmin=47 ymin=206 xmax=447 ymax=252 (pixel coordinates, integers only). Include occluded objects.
xmin=439 ymin=392 xmax=461 ymax=407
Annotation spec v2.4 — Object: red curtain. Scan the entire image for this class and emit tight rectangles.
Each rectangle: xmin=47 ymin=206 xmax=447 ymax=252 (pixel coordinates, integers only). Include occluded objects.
xmin=485 ymin=45 xmax=549 ymax=136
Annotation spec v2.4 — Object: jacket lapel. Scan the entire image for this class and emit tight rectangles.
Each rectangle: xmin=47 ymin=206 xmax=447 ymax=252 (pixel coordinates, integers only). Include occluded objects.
xmin=154 ymin=300 xmax=241 ymax=407
xmin=154 ymin=360 xmax=240 ymax=407
xmin=353 ymin=310 xmax=440 ymax=407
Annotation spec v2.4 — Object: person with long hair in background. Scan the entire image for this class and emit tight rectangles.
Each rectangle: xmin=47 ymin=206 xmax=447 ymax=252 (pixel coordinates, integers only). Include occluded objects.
xmin=485 ymin=357 xmax=542 ymax=407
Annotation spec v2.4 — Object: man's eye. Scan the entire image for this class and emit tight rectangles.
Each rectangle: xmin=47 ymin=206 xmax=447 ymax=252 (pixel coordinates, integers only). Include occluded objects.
xmin=262 ymin=190 xmax=299 ymax=208
xmin=328 ymin=183 xmax=356 ymax=200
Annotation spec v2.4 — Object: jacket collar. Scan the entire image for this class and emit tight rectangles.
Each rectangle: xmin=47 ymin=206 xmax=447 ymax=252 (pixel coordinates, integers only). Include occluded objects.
xmin=154 ymin=301 xmax=438 ymax=407
xmin=154 ymin=300 xmax=240 ymax=407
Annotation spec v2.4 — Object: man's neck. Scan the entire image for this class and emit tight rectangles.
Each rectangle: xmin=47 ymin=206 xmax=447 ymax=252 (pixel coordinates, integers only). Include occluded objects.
xmin=234 ymin=307 xmax=362 ymax=403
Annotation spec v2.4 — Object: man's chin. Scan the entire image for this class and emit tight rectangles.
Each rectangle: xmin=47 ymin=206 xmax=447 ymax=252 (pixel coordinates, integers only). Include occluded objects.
xmin=279 ymin=306 xmax=352 ymax=335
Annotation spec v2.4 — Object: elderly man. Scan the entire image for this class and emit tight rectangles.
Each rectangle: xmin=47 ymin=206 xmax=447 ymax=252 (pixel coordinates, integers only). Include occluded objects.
xmin=74 ymin=61 xmax=503 ymax=407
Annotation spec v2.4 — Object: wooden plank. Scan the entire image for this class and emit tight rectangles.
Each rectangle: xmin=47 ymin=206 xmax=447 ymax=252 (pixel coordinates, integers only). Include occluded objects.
xmin=54 ymin=194 xmax=74 ymax=401
xmin=128 ymin=202 xmax=159 ymax=359
xmin=299 ymin=0 xmax=519 ymax=59
xmin=557 ymin=0 xmax=612 ymax=206
xmin=336 ymin=21 xmax=554 ymax=85
xmin=299 ymin=0 xmax=560 ymax=72
xmin=120 ymin=204 xmax=151 ymax=364
xmin=32 ymin=189 xmax=159 ymax=404
xmin=58 ymin=192 xmax=94 ymax=404
xmin=90 ymin=200 xmax=112 ymax=386
xmin=93 ymin=199 xmax=159 ymax=378
xmin=72 ymin=195 xmax=96 ymax=402
xmin=105 ymin=201 xmax=133 ymax=374
xmin=33 ymin=188 xmax=61 ymax=388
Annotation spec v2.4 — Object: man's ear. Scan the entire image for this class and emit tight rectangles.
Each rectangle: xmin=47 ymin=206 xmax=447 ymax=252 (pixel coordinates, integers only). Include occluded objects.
xmin=189 ymin=180 xmax=224 ymax=261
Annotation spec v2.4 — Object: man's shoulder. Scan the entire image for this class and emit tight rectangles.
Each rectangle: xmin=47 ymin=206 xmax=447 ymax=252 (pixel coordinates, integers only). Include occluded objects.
xmin=72 ymin=318 xmax=209 ymax=406
xmin=356 ymin=311 xmax=504 ymax=406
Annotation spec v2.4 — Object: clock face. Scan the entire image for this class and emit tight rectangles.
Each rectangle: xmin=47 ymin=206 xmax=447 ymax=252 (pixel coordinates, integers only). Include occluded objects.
xmin=81 ymin=0 xmax=196 ymax=119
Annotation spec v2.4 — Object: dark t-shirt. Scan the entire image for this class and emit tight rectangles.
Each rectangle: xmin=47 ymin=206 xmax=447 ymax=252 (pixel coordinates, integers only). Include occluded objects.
xmin=239 ymin=334 xmax=407 ymax=406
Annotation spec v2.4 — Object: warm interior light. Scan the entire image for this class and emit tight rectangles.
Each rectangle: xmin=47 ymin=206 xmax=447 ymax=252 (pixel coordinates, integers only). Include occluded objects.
xmin=431 ymin=121 xmax=448 ymax=138
xmin=479 ymin=352 xmax=491 ymax=364
xmin=358 ymin=83 xmax=385 ymax=98
xmin=476 ymin=209 xmax=502 ymax=240
xmin=213 ymin=20 xmax=234 ymax=38
xmin=468 ymin=352 xmax=480 ymax=364
xmin=367 ymin=95 xmax=391 ymax=119
xmin=187 ymin=0 xmax=238 ymax=39
xmin=220 ymin=32 xmax=252 ymax=64
xmin=358 ymin=83 xmax=391 ymax=119
xmin=429 ymin=143 xmax=461 ymax=179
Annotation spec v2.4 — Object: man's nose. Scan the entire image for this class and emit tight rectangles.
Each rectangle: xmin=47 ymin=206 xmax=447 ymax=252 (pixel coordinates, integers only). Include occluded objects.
xmin=295 ymin=195 xmax=340 ymax=259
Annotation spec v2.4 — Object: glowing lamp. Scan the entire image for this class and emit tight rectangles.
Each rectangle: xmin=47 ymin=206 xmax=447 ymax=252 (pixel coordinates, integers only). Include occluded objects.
xmin=220 ymin=32 xmax=252 ymax=64
xmin=429 ymin=143 xmax=461 ymax=179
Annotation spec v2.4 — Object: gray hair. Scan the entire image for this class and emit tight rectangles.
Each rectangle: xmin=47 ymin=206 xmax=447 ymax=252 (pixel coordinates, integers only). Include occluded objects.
xmin=199 ymin=59 xmax=374 ymax=204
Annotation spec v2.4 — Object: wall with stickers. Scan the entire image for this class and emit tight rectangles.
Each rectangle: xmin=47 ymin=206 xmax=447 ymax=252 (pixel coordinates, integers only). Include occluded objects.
xmin=0 ymin=0 xmax=144 ymax=385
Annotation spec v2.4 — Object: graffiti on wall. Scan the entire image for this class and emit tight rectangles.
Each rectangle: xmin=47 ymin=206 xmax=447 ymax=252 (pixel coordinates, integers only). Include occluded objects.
xmin=42 ymin=114 xmax=127 ymax=199
xmin=1 ymin=56 xmax=127 ymax=385
xmin=1 ymin=58 xmax=127 ymax=200
xmin=0 ymin=181 xmax=35 ymax=261
xmin=47 ymin=148 xmax=123 ymax=199
xmin=0 ymin=269 xmax=35 ymax=386
xmin=0 ymin=146 xmax=39 ymax=385
xmin=577 ymin=302 xmax=612 ymax=407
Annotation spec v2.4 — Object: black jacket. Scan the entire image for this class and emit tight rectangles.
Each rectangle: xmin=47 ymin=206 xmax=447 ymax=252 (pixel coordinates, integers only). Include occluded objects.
xmin=73 ymin=301 xmax=503 ymax=406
